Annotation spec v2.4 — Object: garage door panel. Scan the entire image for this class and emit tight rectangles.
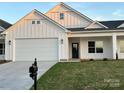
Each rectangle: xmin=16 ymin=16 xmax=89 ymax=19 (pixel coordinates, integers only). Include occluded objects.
xmin=15 ymin=39 xmax=58 ymax=61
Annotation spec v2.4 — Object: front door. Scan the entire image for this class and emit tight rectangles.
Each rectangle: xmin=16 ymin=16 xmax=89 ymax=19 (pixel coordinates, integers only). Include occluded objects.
xmin=72 ymin=43 xmax=79 ymax=58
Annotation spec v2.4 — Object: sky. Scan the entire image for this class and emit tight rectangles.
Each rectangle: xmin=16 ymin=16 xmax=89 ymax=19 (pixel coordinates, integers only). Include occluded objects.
xmin=0 ymin=2 xmax=124 ymax=24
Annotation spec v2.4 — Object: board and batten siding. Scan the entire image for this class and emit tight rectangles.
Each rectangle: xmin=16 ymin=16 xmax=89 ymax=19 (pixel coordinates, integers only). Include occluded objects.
xmin=46 ymin=5 xmax=91 ymax=28
xmin=5 ymin=11 xmax=69 ymax=61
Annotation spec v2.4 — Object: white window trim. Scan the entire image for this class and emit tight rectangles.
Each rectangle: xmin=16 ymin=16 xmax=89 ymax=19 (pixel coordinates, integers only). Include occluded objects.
xmin=88 ymin=40 xmax=104 ymax=54
xmin=60 ymin=13 xmax=64 ymax=20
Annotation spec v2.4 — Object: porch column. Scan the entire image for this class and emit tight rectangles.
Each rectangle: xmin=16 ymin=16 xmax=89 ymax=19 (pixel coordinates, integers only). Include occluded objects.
xmin=112 ymin=34 xmax=117 ymax=59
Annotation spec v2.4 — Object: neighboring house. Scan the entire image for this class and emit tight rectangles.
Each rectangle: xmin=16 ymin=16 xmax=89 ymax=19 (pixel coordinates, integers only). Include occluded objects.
xmin=0 ymin=19 xmax=11 ymax=60
xmin=1 ymin=2 xmax=124 ymax=61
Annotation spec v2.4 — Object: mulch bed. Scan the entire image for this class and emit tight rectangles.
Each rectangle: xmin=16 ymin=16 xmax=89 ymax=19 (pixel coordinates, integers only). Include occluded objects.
xmin=0 ymin=61 xmax=10 ymax=64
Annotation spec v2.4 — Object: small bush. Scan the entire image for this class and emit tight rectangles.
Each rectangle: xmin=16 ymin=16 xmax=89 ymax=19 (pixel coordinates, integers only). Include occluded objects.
xmin=103 ymin=58 xmax=108 ymax=61
xmin=89 ymin=59 xmax=94 ymax=61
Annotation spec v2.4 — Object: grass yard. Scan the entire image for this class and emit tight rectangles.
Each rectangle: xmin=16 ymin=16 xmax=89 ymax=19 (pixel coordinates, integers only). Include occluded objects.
xmin=35 ymin=61 xmax=124 ymax=90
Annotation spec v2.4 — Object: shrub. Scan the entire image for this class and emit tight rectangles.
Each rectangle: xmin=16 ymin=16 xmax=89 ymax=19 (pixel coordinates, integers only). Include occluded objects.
xmin=89 ymin=59 xmax=94 ymax=61
xmin=103 ymin=58 xmax=108 ymax=61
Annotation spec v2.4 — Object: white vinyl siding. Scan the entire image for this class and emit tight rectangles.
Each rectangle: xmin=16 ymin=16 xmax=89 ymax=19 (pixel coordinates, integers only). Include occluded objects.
xmin=46 ymin=5 xmax=91 ymax=28
xmin=5 ymin=11 xmax=68 ymax=61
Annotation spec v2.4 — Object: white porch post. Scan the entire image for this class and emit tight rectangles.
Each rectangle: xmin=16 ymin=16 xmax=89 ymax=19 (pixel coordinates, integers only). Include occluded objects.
xmin=66 ymin=37 xmax=69 ymax=61
xmin=112 ymin=34 xmax=117 ymax=59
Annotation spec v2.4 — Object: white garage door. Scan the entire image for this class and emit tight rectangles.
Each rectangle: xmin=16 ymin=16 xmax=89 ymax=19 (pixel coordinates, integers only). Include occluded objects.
xmin=15 ymin=38 xmax=58 ymax=61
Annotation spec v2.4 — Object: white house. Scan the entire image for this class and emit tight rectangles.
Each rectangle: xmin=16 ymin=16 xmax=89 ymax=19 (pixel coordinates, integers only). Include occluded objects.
xmin=1 ymin=2 xmax=124 ymax=62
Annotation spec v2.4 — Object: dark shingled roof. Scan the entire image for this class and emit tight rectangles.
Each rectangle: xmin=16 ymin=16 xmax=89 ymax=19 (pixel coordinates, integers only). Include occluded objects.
xmin=67 ymin=20 xmax=124 ymax=31
xmin=67 ymin=27 xmax=124 ymax=31
xmin=0 ymin=19 xmax=12 ymax=29
xmin=99 ymin=20 xmax=124 ymax=29
xmin=67 ymin=28 xmax=85 ymax=31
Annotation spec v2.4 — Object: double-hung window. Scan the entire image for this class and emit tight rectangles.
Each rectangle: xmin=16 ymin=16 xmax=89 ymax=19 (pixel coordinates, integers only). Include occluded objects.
xmin=88 ymin=41 xmax=95 ymax=53
xmin=120 ymin=40 xmax=124 ymax=53
xmin=96 ymin=41 xmax=103 ymax=53
xmin=88 ymin=41 xmax=103 ymax=53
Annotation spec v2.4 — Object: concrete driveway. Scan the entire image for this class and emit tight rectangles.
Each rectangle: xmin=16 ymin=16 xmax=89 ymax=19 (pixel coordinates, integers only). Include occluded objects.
xmin=0 ymin=61 xmax=57 ymax=90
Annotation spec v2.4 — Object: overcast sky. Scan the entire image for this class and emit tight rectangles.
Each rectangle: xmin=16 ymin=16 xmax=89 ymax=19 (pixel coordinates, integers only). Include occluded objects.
xmin=0 ymin=2 xmax=124 ymax=24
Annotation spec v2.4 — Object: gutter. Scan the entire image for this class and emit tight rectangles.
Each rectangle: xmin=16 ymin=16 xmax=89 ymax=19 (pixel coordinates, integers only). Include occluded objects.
xmin=69 ymin=29 xmax=124 ymax=34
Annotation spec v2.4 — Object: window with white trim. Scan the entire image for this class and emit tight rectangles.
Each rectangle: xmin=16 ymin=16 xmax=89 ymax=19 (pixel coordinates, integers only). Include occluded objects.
xmin=37 ymin=21 xmax=40 ymax=24
xmin=32 ymin=21 xmax=35 ymax=24
xmin=60 ymin=13 xmax=64 ymax=20
xmin=32 ymin=20 xmax=41 ymax=24
xmin=96 ymin=41 xmax=103 ymax=53
xmin=120 ymin=41 xmax=124 ymax=53
xmin=88 ymin=41 xmax=103 ymax=53
xmin=88 ymin=41 xmax=95 ymax=53
xmin=0 ymin=43 xmax=5 ymax=55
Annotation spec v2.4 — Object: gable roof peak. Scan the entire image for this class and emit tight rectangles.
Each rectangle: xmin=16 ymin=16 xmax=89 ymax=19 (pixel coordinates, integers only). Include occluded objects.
xmin=2 ymin=9 xmax=69 ymax=34
xmin=31 ymin=9 xmax=38 ymax=13
xmin=59 ymin=2 xmax=64 ymax=5
xmin=46 ymin=2 xmax=94 ymax=23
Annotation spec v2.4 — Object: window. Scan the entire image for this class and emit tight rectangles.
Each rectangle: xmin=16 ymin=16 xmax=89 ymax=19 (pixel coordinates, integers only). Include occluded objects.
xmin=120 ymin=41 xmax=124 ymax=53
xmin=0 ymin=43 xmax=5 ymax=55
xmin=60 ymin=13 xmax=64 ymax=19
xmin=32 ymin=20 xmax=41 ymax=24
xmin=37 ymin=21 xmax=40 ymax=24
xmin=96 ymin=41 xmax=103 ymax=53
xmin=32 ymin=21 xmax=35 ymax=24
xmin=88 ymin=41 xmax=103 ymax=53
xmin=88 ymin=41 xmax=95 ymax=53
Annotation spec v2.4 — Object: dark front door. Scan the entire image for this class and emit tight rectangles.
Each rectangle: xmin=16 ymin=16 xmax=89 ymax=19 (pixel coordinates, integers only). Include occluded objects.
xmin=72 ymin=43 xmax=79 ymax=58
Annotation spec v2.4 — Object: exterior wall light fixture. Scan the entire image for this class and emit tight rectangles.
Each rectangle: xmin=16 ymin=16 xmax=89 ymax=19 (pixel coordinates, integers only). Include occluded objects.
xmin=61 ymin=39 xmax=63 ymax=44
xmin=9 ymin=40 xmax=11 ymax=45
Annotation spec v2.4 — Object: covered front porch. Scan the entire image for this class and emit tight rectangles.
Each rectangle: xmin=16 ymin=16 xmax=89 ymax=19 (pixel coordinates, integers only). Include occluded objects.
xmin=68 ymin=32 xmax=124 ymax=60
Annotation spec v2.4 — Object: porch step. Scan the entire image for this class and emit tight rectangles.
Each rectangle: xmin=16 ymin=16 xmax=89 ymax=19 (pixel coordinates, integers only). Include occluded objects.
xmin=69 ymin=59 xmax=80 ymax=62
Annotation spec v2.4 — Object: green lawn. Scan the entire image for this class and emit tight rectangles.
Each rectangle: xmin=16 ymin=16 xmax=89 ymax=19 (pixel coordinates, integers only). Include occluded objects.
xmin=35 ymin=61 xmax=124 ymax=90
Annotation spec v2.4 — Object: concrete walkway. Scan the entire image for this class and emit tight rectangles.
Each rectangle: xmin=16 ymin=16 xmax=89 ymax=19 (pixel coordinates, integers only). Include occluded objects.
xmin=0 ymin=61 xmax=57 ymax=90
